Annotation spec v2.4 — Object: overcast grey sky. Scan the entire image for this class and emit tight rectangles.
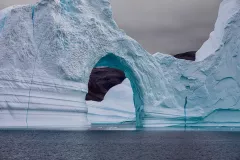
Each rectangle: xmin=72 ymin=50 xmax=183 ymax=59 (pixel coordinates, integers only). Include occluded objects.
xmin=0 ymin=0 xmax=221 ymax=54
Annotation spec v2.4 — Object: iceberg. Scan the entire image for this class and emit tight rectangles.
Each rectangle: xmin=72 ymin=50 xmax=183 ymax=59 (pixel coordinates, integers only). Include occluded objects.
xmin=0 ymin=0 xmax=240 ymax=130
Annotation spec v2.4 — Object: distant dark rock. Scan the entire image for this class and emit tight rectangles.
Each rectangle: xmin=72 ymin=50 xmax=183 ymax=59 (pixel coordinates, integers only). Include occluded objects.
xmin=86 ymin=51 xmax=196 ymax=101
xmin=173 ymin=51 xmax=196 ymax=61
xmin=85 ymin=67 xmax=125 ymax=102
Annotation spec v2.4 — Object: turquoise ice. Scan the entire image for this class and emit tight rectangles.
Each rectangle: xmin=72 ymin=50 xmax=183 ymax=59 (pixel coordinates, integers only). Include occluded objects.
xmin=0 ymin=0 xmax=240 ymax=130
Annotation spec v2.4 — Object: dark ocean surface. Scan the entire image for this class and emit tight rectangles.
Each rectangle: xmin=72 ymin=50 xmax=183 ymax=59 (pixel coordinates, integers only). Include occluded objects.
xmin=0 ymin=131 xmax=240 ymax=160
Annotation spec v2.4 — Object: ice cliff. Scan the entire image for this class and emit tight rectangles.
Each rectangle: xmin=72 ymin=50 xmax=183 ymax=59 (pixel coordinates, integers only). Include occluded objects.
xmin=0 ymin=0 xmax=240 ymax=130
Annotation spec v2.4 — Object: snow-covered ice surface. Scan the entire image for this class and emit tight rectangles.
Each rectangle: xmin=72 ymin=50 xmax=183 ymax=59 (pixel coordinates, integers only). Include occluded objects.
xmin=0 ymin=0 xmax=240 ymax=130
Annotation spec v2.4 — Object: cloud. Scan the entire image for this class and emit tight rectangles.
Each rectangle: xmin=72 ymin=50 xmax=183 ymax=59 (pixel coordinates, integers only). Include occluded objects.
xmin=0 ymin=0 xmax=221 ymax=54
xmin=110 ymin=0 xmax=221 ymax=54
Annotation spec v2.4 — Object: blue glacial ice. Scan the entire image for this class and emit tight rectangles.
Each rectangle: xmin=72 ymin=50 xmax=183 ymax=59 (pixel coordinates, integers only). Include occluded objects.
xmin=0 ymin=0 xmax=240 ymax=130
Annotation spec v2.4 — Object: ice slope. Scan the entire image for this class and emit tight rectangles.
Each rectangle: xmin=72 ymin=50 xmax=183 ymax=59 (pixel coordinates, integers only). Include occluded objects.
xmin=196 ymin=0 xmax=240 ymax=61
xmin=0 ymin=0 xmax=240 ymax=130
xmin=87 ymin=79 xmax=135 ymax=124
xmin=0 ymin=6 xmax=22 ymax=32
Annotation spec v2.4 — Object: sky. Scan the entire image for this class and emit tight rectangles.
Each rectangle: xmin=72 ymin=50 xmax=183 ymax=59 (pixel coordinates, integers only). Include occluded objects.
xmin=0 ymin=0 xmax=221 ymax=54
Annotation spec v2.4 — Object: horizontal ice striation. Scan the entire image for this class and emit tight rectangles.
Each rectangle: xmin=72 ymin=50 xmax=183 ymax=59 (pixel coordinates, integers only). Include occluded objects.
xmin=0 ymin=71 xmax=89 ymax=129
xmin=0 ymin=0 xmax=240 ymax=130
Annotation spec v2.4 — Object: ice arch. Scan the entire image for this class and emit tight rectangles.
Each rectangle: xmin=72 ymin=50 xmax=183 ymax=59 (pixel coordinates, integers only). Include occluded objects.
xmin=91 ymin=53 xmax=144 ymax=127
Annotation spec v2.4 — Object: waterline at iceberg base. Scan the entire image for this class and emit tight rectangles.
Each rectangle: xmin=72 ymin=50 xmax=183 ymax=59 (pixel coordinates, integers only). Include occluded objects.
xmin=0 ymin=0 xmax=240 ymax=130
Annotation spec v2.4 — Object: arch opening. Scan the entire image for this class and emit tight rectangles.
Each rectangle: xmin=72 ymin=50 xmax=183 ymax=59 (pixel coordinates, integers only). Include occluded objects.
xmin=86 ymin=53 xmax=144 ymax=128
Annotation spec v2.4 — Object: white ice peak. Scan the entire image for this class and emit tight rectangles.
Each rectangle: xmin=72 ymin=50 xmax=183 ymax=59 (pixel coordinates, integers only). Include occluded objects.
xmin=196 ymin=0 xmax=240 ymax=61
